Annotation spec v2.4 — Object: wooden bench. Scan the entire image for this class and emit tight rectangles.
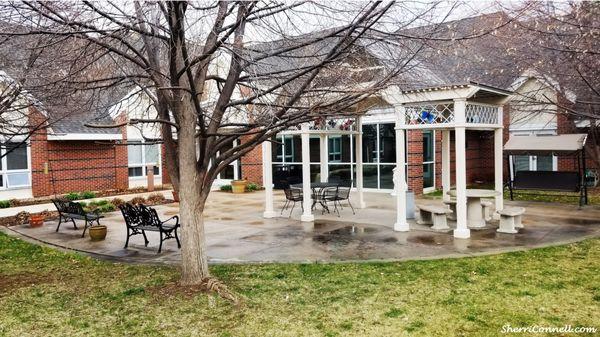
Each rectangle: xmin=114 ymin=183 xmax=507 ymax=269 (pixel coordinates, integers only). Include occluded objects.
xmin=119 ymin=203 xmax=181 ymax=253
xmin=443 ymin=199 xmax=457 ymax=220
xmin=417 ymin=204 xmax=452 ymax=230
xmin=481 ymin=200 xmax=494 ymax=221
xmin=52 ymin=199 xmax=104 ymax=238
xmin=497 ymin=206 xmax=526 ymax=234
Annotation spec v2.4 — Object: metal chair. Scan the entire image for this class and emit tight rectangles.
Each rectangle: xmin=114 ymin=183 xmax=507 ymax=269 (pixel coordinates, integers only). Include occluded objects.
xmin=281 ymin=186 xmax=303 ymax=217
xmin=324 ymin=179 xmax=355 ymax=215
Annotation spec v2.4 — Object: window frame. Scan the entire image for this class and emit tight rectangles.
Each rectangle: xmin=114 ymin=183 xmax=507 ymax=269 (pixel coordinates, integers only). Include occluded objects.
xmin=127 ymin=140 xmax=161 ymax=178
xmin=0 ymin=141 xmax=32 ymax=189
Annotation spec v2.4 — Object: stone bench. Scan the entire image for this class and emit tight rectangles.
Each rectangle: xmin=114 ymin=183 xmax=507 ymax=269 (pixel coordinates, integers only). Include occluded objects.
xmin=443 ymin=199 xmax=457 ymax=220
xmin=497 ymin=206 xmax=526 ymax=234
xmin=417 ymin=204 xmax=452 ymax=230
xmin=481 ymin=200 xmax=494 ymax=221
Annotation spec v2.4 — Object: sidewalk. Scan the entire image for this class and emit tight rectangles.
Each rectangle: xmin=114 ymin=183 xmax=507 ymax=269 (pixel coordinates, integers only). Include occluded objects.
xmin=0 ymin=190 xmax=175 ymax=217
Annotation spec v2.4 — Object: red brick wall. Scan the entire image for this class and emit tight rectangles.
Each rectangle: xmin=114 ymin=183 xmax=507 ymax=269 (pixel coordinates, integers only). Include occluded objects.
xmin=406 ymin=130 xmax=423 ymax=194
xmin=29 ymin=108 xmax=52 ymax=196
xmin=428 ymin=129 xmax=496 ymax=193
xmin=240 ymin=136 xmax=263 ymax=184
xmin=30 ymin=110 xmax=128 ymax=197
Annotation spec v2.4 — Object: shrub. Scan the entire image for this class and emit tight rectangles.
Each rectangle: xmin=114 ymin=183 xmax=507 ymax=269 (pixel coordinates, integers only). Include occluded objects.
xmin=89 ymin=199 xmax=109 ymax=206
xmin=246 ymin=183 xmax=259 ymax=192
xmin=8 ymin=199 xmax=19 ymax=207
xmin=147 ymin=193 xmax=165 ymax=205
xmin=111 ymin=198 xmax=125 ymax=208
xmin=98 ymin=204 xmax=116 ymax=213
xmin=78 ymin=201 xmax=87 ymax=207
xmin=220 ymin=184 xmax=232 ymax=192
xmin=81 ymin=191 xmax=96 ymax=199
xmin=0 ymin=200 xmax=11 ymax=208
xmin=65 ymin=192 xmax=80 ymax=201
xmin=130 ymin=196 xmax=146 ymax=205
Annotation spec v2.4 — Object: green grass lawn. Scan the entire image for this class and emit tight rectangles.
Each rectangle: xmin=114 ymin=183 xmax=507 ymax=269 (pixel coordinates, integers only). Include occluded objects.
xmin=0 ymin=232 xmax=599 ymax=337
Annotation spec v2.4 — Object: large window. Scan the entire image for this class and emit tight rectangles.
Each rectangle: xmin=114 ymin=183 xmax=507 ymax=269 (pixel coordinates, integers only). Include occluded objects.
xmin=272 ymin=134 xmax=322 ymax=182
xmin=128 ymin=141 xmax=160 ymax=178
xmin=272 ymin=122 xmax=404 ymax=190
xmin=0 ymin=142 xmax=30 ymax=188
xmin=361 ymin=123 xmax=400 ymax=189
xmin=422 ymin=131 xmax=435 ymax=191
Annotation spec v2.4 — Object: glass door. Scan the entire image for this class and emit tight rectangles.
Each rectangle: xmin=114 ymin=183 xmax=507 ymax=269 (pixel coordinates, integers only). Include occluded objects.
xmin=423 ymin=131 xmax=435 ymax=191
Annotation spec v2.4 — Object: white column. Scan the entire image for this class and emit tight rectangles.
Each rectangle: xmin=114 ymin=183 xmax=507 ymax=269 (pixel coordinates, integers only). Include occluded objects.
xmin=494 ymin=127 xmax=504 ymax=212
xmin=453 ymin=98 xmax=470 ymax=239
xmin=262 ymin=140 xmax=276 ymax=218
xmin=355 ymin=116 xmax=366 ymax=208
xmin=300 ymin=124 xmax=314 ymax=222
xmin=319 ymin=134 xmax=328 ymax=183
xmin=442 ymin=129 xmax=451 ymax=202
xmin=394 ymin=105 xmax=409 ymax=231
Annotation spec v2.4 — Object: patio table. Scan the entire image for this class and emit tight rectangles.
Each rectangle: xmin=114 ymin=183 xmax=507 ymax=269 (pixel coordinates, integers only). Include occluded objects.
xmin=447 ymin=189 xmax=500 ymax=228
xmin=291 ymin=182 xmax=339 ymax=213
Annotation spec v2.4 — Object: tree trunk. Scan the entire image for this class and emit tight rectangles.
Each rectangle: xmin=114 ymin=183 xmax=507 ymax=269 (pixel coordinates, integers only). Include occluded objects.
xmin=179 ymin=189 xmax=210 ymax=285
xmin=177 ymin=100 xmax=210 ymax=285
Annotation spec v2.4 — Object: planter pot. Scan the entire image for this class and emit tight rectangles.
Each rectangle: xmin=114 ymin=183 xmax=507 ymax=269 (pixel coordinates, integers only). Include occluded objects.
xmin=29 ymin=215 xmax=45 ymax=228
xmin=89 ymin=225 xmax=107 ymax=241
xmin=231 ymin=180 xmax=247 ymax=194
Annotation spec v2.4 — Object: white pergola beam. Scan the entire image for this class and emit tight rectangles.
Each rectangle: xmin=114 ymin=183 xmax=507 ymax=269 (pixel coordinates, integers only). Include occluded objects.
xmin=355 ymin=116 xmax=365 ymax=208
xmin=494 ymin=127 xmax=504 ymax=212
xmin=453 ymin=99 xmax=470 ymax=239
xmin=394 ymin=105 xmax=409 ymax=231
xmin=442 ymin=130 xmax=451 ymax=202
xmin=319 ymin=135 xmax=328 ymax=183
xmin=300 ymin=123 xmax=314 ymax=222
xmin=262 ymin=140 xmax=276 ymax=218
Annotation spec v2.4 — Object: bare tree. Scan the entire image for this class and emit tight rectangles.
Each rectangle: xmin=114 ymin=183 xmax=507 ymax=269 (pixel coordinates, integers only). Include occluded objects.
xmin=0 ymin=1 xmax=493 ymax=287
xmin=500 ymin=2 xmax=600 ymax=166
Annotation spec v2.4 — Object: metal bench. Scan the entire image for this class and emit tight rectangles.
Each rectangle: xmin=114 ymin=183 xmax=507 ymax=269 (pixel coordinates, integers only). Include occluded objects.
xmin=52 ymin=199 xmax=103 ymax=238
xmin=509 ymin=170 xmax=585 ymax=206
xmin=119 ymin=203 xmax=181 ymax=253
xmin=417 ymin=204 xmax=452 ymax=230
xmin=497 ymin=206 xmax=525 ymax=234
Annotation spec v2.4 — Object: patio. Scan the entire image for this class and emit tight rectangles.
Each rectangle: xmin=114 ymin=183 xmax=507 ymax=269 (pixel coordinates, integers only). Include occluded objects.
xmin=4 ymin=190 xmax=600 ymax=265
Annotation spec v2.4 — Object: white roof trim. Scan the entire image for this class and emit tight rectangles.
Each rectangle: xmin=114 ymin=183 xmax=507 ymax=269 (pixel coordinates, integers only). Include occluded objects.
xmin=47 ymin=133 xmax=122 ymax=141
xmin=510 ymin=69 xmax=577 ymax=103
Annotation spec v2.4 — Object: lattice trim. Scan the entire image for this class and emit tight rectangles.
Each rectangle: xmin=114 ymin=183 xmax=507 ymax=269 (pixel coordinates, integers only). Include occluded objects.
xmin=404 ymin=103 xmax=454 ymax=125
xmin=465 ymin=104 xmax=499 ymax=124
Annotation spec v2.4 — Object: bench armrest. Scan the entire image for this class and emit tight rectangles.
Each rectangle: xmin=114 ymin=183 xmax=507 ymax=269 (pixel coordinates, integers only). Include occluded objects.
xmin=160 ymin=215 xmax=179 ymax=229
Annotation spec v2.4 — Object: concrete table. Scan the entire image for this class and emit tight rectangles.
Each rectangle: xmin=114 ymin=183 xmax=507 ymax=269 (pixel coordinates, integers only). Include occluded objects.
xmin=447 ymin=189 xmax=500 ymax=228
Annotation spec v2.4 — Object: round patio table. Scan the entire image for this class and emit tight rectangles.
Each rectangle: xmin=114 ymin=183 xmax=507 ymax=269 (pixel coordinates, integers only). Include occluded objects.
xmin=447 ymin=189 xmax=500 ymax=228
xmin=290 ymin=182 xmax=339 ymax=212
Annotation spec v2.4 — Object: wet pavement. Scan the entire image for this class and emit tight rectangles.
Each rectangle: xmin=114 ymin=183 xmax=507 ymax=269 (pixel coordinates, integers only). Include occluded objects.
xmin=3 ymin=191 xmax=600 ymax=265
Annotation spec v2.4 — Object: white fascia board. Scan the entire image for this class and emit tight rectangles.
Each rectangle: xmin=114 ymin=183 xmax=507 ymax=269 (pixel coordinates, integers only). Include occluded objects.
xmin=381 ymin=85 xmax=476 ymax=105
xmin=47 ymin=133 xmax=123 ymax=141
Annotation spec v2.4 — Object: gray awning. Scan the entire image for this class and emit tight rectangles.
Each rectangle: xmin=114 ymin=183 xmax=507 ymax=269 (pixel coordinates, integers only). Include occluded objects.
xmin=504 ymin=134 xmax=588 ymax=155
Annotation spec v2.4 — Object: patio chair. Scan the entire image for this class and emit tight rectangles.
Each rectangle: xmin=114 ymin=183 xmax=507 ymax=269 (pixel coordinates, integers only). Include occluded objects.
xmin=324 ymin=179 xmax=355 ymax=215
xmin=281 ymin=186 xmax=303 ymax=217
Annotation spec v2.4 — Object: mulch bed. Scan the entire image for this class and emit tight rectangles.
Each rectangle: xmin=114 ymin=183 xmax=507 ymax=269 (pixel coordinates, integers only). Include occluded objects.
xmin=1 ymin=185 xmax=173 ymax=208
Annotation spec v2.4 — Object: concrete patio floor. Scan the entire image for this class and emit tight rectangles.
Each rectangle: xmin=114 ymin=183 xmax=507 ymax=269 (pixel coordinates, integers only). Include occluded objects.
xmin=4 ymin=190 xmax=600 ymax=265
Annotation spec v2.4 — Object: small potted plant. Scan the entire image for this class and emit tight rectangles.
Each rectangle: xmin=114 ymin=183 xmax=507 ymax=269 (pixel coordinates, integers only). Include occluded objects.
xmin=231 ymin=179 xmax=247 ymax=194
xmin=29 ymin=213 xmax=45 ymax=228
